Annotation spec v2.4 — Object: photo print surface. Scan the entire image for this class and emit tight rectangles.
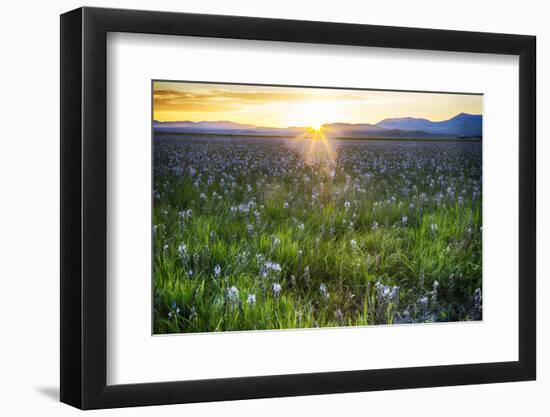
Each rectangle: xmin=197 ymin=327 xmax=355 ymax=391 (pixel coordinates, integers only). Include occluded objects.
xmin=152 ymin=81 xmax=483 ymax=334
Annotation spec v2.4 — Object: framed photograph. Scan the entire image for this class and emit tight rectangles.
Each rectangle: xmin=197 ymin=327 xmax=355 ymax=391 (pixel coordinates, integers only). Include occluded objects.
xmin=60 ymin=7 xmax=536 ymax=409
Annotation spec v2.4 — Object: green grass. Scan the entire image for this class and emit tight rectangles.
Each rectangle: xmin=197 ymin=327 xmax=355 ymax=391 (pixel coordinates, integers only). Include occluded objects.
xmin=153 ymin=136 xmax=482 ymax=333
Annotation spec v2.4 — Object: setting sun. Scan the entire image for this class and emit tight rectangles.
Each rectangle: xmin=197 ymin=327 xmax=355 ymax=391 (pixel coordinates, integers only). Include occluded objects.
xmin=309 ymin=123 xmax=324 ymax=132
xmin=292 ymin=101 xmax=334 ymax=131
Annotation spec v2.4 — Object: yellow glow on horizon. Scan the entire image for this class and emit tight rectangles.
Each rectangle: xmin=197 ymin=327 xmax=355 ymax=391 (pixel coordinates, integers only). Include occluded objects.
xmin=289 ymin=101 xmax=336 ymax=131
xmin=308 ymin=124 xmax=324 ymax=134
xmin=153 ymin=81 xmax=483 ymax=128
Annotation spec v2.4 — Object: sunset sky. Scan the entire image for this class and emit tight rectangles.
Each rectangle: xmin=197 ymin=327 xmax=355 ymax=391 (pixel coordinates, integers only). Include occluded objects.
xmin=153 ymin=81 xmax=482 ymax=128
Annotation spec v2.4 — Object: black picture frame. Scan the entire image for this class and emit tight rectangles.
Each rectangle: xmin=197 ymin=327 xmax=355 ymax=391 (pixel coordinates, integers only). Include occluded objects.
xmin=60 ymin=6 xmax=536 ymax=410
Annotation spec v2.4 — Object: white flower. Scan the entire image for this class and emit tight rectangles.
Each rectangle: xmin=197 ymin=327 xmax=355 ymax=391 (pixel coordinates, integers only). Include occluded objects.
xmin=168 ymin=301 xmax=180 ymax=319
xmin=272 ymin=282 xmax=282 ymax=297
xmin=247 ymin=294 xmax=256 ymax=305
xmin=298 ymin=223 xmax=305 ymax=231
xmin=259 ymin=259 xmax=282 ymax=279
xmin=474 ymin=288 xmax=482 ymax=306
xmin=319 ymin=283 xmax=329 ymax=299
xmin=225 ymin=286 xmax=239 ymax=303
xmin=371 ymin=221 xmax=379 ymax=231
xmin=350 ymin=239 xmax=357 ymax=249
xmin=402 ymin=216 xmax=408 ymax=226
xmin=430 ymin=223 xmax=438 ymax=233
xmin=344 ymin=201 xmax=351 ymax=210
xmin=284 ymin=201 xmax=289 ymax=209
xmin=178 ymin=244 xmax=187 ymax=258
xmin=214 ymin=264 xmax=221 ymax=278
xmin=266 ymin=260 xmax=281 ymax=272
xmin=179 ymin=209 xmax=193 ymax=219
xmin=375 ymin=282 xmax=399 ymax=302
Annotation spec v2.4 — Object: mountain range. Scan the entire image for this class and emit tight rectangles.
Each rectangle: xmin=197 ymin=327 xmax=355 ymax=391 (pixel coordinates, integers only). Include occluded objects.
xmin=153 ymin=113 xmax=482 ymax=139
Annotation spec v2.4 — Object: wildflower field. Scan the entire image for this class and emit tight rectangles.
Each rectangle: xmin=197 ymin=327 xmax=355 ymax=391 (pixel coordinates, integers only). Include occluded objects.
xmin=153 ymin=135 xmax=482 ymax=334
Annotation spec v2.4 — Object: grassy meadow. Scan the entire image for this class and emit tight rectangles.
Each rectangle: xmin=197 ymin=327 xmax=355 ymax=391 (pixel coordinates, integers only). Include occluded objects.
xmin=153 ymin=135 xmax=482 ymax=334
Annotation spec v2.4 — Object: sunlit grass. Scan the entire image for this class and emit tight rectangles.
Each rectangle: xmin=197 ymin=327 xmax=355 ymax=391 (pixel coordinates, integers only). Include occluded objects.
xmin=153 ymin=136 xmax=482 ymax=334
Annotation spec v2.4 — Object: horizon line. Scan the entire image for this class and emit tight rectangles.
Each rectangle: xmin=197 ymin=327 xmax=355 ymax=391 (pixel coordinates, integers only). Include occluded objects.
xmin=152 ymin=112 xmax=482 ymax=130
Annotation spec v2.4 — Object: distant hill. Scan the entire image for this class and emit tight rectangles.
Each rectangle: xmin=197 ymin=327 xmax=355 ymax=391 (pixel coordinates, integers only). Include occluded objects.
xmin=376 ymin=113 xmax=482 ymax=137
xmin=154 ymin=113 xmax=482 ymax=139
xmin=154 ymin=120 xmax=304 ymax=136
xmin=321 ymin=123 xmax=444 ymax=139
